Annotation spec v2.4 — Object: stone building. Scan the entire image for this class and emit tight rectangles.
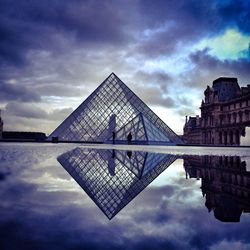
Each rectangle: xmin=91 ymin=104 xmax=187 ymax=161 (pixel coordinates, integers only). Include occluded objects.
xmin=183 ymin=77 xmax=250 ymax=145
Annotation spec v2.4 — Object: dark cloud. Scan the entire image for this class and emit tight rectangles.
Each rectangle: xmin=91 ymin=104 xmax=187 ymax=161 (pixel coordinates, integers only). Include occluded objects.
xmin=0 ymin=0 xmax=130 ymax=68
xmin=5 ymin=102 xmax=47 ymax=119
xmin=0 ymin=0 xmax=249 ymax=133
xmin=186 ymin=48 xmax=250 ymax=89
xmin=1 ymin=0 xmax=249 ymax=68
xmin=0 ymin=171 xmax=10 ymax=181
xmin=34 ymin=84 xmax=86 ymax=97
xmin=5 ymin=102 xmax=73 ymax=120
xmin=26 ymin=1 xmax=129 ymax=44
xmin=0 ymin=82 xmax=41 ymax=102
xmin=177 ymin=106 xmax=198 ymax=117
xmin=49 ymin=108 xmax=74 ymax=121
xmin=133 ymin=194 xmax=173 ymax=225
xmin=131 ymin=0 xmax=249 ymax=58
xmin=2 ymin=115 xmax=53 ymax=133
xmin=2 ymin=103 xmax=73 ymax=133
xmin=125 ymin=70 xmax=176 ymax=107
xmin=217 ymin=0 xmax=250 ymax=34
xmin=131 ymin=84 xmax=176 ymax=108
xmin=134 ymin=70 xmax=172 ymax=91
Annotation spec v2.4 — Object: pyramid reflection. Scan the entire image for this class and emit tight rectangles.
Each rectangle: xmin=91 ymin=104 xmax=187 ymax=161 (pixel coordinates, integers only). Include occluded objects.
xmin=58 ymin=148 xmax=178 ymax=219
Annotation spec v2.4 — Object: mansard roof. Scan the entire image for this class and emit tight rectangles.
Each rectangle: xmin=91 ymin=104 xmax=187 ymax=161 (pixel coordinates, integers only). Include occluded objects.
xmin=212 ymin=77 xmax=240 ymax=102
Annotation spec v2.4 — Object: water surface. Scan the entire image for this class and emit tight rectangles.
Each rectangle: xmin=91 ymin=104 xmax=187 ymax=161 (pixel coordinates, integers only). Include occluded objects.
xmin=0 ymin=143 xmax=250 ymax=250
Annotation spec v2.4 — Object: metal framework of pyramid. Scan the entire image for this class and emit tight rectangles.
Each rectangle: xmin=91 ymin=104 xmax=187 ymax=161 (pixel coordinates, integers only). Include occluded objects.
xmin=57 ymin=147 xmax=178 ymax=219
xmin=48 ymin=73 xmax=182 ymax=144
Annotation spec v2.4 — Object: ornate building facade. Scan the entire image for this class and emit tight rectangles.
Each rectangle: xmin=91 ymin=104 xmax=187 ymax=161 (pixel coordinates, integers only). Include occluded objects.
xmin=183 ymin=77 xmax=250 ymax=145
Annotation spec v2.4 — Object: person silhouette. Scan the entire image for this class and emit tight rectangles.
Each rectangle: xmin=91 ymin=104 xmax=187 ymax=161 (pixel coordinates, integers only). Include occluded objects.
xmin=112 ymin=131 xmax=115 ymax=144
xmin=108 ymin=150 xmax=116 ymax=176
xmin=127 ymin=132 xmax=132 ymax=144
xmin=127 ymin=151 xmax=132 ymax=158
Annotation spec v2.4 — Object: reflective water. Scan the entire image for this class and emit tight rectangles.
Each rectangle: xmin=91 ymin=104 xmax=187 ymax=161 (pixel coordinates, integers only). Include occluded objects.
xmin=0 ymin=143 xmax=250 ymax=250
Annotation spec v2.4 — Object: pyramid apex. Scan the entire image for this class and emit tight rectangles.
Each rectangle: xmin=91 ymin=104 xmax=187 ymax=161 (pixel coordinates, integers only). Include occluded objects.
xmin=104 ymin=72 xmax=119 ymax=81
xmin=110 ymin=72 xmax=118 ymax=78
xmin=104 ymin=72 xmax=122 ymax=84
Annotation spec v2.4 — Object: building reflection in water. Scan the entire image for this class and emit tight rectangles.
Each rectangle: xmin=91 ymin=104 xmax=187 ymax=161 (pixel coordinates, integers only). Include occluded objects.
xmin=57 ymin=148 xmax=178 ymax=219
xmin=184 ymin=155 xmax=250 ymax=222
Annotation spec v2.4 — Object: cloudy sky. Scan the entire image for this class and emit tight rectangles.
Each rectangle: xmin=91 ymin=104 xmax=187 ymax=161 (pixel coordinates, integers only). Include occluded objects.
xmin=0 ymin=0 xmax=250 ymax=135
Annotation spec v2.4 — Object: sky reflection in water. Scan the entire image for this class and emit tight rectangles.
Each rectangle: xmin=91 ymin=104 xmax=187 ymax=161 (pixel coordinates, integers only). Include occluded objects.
xmin=0 ymin=143 xmax=250 ymax=250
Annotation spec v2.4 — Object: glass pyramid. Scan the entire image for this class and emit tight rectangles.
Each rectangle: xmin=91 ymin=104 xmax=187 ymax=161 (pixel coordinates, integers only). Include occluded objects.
xmin=48 ymin=73 xmax=182 ymax=144
xmin=57 ymin=147 xmax=178 ymax=219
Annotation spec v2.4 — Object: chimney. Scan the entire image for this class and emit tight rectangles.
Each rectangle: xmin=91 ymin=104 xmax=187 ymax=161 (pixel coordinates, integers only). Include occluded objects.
xmin=196 ymin=115 xmax=200 ymax=126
